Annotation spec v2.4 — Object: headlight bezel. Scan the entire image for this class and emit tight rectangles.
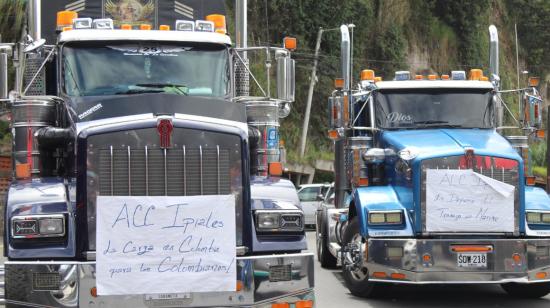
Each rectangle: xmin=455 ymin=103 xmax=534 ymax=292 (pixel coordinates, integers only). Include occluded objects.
xmin=255 ymin=210 xmax=304 ymax=233
xmin=368 ymin=210 xmax=404 ymax=226
xmin=526 ymin=211 xmax=550 ymax=225
xmin=11 ymin=214 xmax=66 ymax=239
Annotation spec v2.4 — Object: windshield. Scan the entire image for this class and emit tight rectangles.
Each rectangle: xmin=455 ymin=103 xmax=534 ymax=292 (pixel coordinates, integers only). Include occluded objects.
xmin=374 ymin=89 xmax=494 ymax=129
xmin=62 ymin=42 xmax=230 ymax=97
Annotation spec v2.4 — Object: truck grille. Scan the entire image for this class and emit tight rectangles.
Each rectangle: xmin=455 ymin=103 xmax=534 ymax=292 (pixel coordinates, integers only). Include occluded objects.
xmin=98 ymin=146 xmax=231 ymax=196
xmin=420 ymin=155 xmax=520 ymax=234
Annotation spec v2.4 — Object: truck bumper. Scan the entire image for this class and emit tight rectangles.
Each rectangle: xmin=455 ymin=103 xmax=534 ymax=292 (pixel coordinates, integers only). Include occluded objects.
xmin=365 ymin=238 xmax=550 ymax=284
xmin=5 ymin=253 xmax=315 ymax=308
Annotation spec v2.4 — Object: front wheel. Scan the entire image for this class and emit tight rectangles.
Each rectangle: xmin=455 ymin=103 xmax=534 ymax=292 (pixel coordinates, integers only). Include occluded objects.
xmin=501 ymin=282 xmax=550 ymax=298
xmin=316 ymin=211 xmax=337 ymax=268
xmin=341 ymin=217 xmax=382 ymax=298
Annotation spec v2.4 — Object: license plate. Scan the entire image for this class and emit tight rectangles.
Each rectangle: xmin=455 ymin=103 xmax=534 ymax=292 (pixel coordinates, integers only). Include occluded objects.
xmin=143 ymin=293 xmax=192 ymax=307
xmin=457 ymin=253 xmax=487 ymax=268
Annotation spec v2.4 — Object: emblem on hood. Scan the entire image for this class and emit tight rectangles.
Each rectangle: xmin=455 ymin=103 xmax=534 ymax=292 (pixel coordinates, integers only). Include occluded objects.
xmin=157 ymin=118 xmax=173 ymax=149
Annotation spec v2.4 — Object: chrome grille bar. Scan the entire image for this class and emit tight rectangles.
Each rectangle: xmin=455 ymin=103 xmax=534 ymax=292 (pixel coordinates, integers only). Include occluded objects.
xmin=145 ymin=146 xmax=149 ymax=196
xmin=217 ymin=145 xmax=220 ymax=194
xmin=164 ymin=149 xmax=168 ymax=196
xmin=199 ymin=145 xmax=203 ymax=195
xmin=109 ymin=146 xmax=113 ymax=196
xmin=127 ymin=146 xmax=131 ymax=196
xmin=183 ymin=145 xmax=186 ymax=196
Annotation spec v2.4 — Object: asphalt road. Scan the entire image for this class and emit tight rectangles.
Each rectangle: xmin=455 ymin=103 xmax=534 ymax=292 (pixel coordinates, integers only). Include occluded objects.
xmin=305 ymin=230 xmax=550 ymax=308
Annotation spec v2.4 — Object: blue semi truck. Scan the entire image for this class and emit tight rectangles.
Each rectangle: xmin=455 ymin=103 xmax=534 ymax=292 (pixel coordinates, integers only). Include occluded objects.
xmin=316 ymin=24 xmax=550 ymax=298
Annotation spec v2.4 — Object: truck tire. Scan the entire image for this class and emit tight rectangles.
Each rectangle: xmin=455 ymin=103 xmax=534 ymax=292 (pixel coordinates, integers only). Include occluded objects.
xmin=316 ymin=211 xmax=337 ymax=268
xmin=501 ymin=282 xmax=550 ymax=298
xmin=5 ymin=265 xmax=31 ymax=308
xmin=341 ymin=217 xmax=382 ymax=298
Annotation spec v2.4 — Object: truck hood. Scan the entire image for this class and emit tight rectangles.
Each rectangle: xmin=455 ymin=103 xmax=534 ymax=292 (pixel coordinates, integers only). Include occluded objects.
xmin=381 ymin=129 xmax=521 ymax=161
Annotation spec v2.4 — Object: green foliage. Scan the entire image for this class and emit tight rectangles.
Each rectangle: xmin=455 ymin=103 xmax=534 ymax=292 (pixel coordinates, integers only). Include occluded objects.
xmin=531 ymin=140 xmax=547 ymax=167
xmin=0 ymin=0 xmax=25 ymax=43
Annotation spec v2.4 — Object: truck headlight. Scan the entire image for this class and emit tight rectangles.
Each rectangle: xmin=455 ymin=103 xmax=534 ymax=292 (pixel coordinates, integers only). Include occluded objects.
xmin=255 ymin=210 xmax=303 ymax=232
xmin=12 ymin=215 xmax=65 ymax=238
xmin=527 ymin=212 xmax=550 ymax=224
xmin=368 ymin=211 xmax=403 ymax=225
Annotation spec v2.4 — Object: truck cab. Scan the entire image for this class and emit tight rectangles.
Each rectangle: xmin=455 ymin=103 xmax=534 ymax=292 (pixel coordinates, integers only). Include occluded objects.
xmin=317 ymin=24 xmax=550 ymax=299
xmin=0 ymin=1 xmax=314 ymax=307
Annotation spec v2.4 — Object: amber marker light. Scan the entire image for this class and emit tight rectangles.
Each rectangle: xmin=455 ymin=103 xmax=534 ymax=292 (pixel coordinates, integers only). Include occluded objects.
xmin=415 ymin=75 xmax=423 ymax=80
xmin=451 ymin=245 xmax=493 ymax=253
xmin=295 ymin=300 xmax=314 ymax=308
xmin=480 ymin=76 xmax=489 ymax=81
xmin=526 ymin=176 xmax=536 ymax=186
xmin=528 ymin=77 xmax=540 ymax=87
xmin=328 ymin=129 xmax=340 ymax=140
xmin=372 ymin=272 xmax=387 ymax=279
xmin=536 ymin=272 xmax=548 ymax=279
xmin=140 ymin=24 xmax=152 ymax=30
xmin=57 ymin=11 xmax=78 ymax=29
xmin=374 ymin=76 xmax=382 ymax=82
xmin=334 ymin=78 xmax=344 ymax=89
xmin=441 ymin=74 xmax=450 ymax=80
xmin=120 ymin=24 xmax=132 ymax=30
xmin=283 ymin=37 xmax=297 ymax=51
xmin=90 ymin=287 xmax=98 ymax=298
xmin=428 ymin=74 xmax=437 ymax=80
xmin=62 ymin=26 xmax=73 ymax=31
xmin=268 ymin=162 xmax=283 ymax=176
xmin=536 ymin=130 xmax=545 ymax=138
xmin=236 ymin=280 xmax=244 ymax=291
xmin=206 ymin=14 xmax=227 ymax=34
xmin=469 ymin=69 xmax=483 ymax=80
xmin=361 ymin=69 xmax=375 ymax=81
xmin=391 ymin=273 xmax=406 ymax=280
xmin=272 ymin=303 xmax=290 ymax=308
xmin=159 ymin=25 xmax=170 ymax=31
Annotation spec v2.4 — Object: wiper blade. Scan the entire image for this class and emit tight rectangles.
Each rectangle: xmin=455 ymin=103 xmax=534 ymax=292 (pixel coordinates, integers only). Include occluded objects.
xmin=413 ymin=120 xmax=462 ymax=128
xmin=116 ymin=89 xmax=164 ymax=95
xmin=135 ymin=83 xmax=187 ymax=88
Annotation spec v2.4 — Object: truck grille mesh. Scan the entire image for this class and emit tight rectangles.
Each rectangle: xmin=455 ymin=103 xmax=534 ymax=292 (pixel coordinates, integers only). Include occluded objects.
xmin=98 ymin=147 xmax=231 ymax=196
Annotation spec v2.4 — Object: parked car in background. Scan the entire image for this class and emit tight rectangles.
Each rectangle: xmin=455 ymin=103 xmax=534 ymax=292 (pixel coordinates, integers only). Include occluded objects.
xmin=297 ymin=183 xmax=332 ymax=227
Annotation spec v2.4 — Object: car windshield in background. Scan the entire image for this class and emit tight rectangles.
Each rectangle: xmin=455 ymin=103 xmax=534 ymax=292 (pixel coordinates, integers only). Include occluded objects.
xmin=63 ymin=42 xmax=230 ymax=97
xmin=374 ymin=89 xmax=494 ymax=129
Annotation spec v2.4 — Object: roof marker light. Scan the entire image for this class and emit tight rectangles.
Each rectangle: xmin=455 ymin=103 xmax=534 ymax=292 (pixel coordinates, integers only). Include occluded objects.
xmin=175 ymin=20 xmax=194 ymax=31
xmin=140 ymin=24 xmax=152 ymax=30
xmin=469 ymin=69 xmax=483 ymax=80
xmin=57 ymin=11 xmax=78 ymax=30
xmin=360 ymin=69 xmax=375 ymax=81
xmin=451 ymin=71 xmax=466 ymax=80
xmin=480 ymin=76 xmax=489 ymax=81
xmin=441 ymin=74 xmax=450 ymax=80
xmin=92 ymin=18 xmax=114 ymax=29
xmin=73 ymin=18 xmax=92 ymax=29
xmin=159 ymin=25 xmax=170 ymax=31
xmin=120 ymin=24 xmax=132 ymax=30
xmin=414 ymin=75 xmax=423 ymax=80
xmin=283 ymin=37 xmax=297 ymax=51
xmin=394 ymin=71 xmax=410 ymax=81
xmin=206 ymin=14 xmax=227 ymax=34
xmin=428 ymin=74 xmax=437 ymax=80
xmin=195 ymin=20 xmax=215 ymax=32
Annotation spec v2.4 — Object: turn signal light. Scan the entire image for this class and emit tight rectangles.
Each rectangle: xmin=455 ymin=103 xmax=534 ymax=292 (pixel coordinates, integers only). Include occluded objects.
xmin=295 ymin=300 xmax=314 ymax=308
xmin=526 ymin=176 xmax=536 ymax=186
xmin=159 ymin=25 xmax=170 ymax=31
xmin=90 ymin=287 xmax=97 ymax=297
xmin=360 ymin=69 xmax=375 ymax=81
xmin=236 ymin=280 xmax=243 ymax=291
xmin=140 ymin=24 xmax=152 ymax=30
xmin=480 ymin=76 xmax=489 ymax=81
xmin=15 ymin=163 xmax=30 ymax=179
xmin=372 ymin=272 xmax=387 ymax=278
xmin=374 ymin=76 xmax=382 ymax=82
xmin=358 ymin=178 xmax=369 ymax=186
xmin=62 ymin=26 xmax=73 ymax=32
xmin=512 ymin=253 xmax=522 ymax=264
xmin=391 ymin=273 xmax=406 ymax=280
xmin=415 ymin=74 xmax=423 ymax=80
xmin=441 ymin=74 xmax=450 ymax=80
xmin=423 ymin=253 xmax=432 ymax=263
xmin=536 ymin=272 xmax=548 ymax=279
xmin=283 ymin=37 xmax=297 ymax=51
xmin=272 ymin=303 xmax=290 ymax=308
xmin=120 ymin=24 xmax=132 ymax=30
xmin=536 ymin=130 xmax=545 ymax=138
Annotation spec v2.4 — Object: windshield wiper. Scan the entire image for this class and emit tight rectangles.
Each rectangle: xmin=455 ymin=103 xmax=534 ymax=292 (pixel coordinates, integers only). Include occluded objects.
xmin=134 ymin=83 xmax=188 ymax=95
xmin=413 ymin=120 xmax=462 ymax=128
xmin=115 ymin=88 xmax=164 ymax=95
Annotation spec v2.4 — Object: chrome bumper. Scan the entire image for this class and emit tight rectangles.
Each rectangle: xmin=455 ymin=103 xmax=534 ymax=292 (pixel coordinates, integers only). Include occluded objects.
xmin=5 ymin=253 xmax=315 ymax=308
xmin=365 ymin=238 xmax=550 ymax=284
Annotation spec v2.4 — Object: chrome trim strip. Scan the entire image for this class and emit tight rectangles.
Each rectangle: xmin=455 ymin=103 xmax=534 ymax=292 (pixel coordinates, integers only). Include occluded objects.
xmin=59 ymin=29 xmax=232 ymax=45
xmin=109 ymin=146 xmax=113 ymax=195
xmin=144 ymin=146 xmax=149 ymax=196
xmin=174 ymin=113 xmax=248 ymax=136
xmin=199 ymin=145 xmax=203 ymax=195
xmin=183 ymin=145 xmax=187 ymax=196
xmin=127 ymin=146 xmax=131 ymax=195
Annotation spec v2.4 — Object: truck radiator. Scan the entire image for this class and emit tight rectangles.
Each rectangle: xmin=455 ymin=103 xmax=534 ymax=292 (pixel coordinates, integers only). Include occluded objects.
xmin=98 ymin=146 xmax=231 ymax=196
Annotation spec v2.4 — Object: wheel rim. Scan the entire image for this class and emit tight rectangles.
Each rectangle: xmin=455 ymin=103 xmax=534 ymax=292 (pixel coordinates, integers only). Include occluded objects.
xmin=344 ymin=233 xmax=368 ymax=281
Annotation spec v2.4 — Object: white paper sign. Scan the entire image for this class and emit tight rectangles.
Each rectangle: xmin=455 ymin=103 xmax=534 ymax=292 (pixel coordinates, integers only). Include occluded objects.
xmin=426 ymin=169 xmax=515 ymax=233
xmin=96 ymin=195 xmax=236 ymax=296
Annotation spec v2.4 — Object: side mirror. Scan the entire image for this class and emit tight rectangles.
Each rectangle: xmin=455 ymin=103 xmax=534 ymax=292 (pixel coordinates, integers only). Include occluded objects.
xmin=316 ymin=194 xmax=324 ymax=201
xmin=276 ymin=50 xmax=295 ymax=103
